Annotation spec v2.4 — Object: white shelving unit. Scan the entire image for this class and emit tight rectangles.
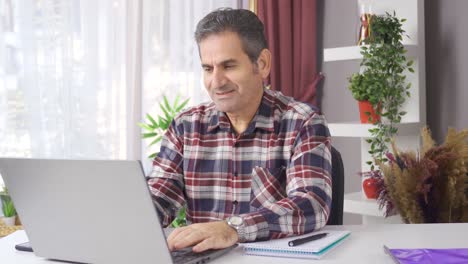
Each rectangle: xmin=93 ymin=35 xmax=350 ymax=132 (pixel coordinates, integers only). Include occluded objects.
xmin=324 ymin=0 xmax=426 ymax=224
xmin=328 ymin=122 xmax=424 ymax=138
xmin=343 ymin=192 xmax=402 ymax=223
xmin=324 ymin=44 xmax=418 ymax=62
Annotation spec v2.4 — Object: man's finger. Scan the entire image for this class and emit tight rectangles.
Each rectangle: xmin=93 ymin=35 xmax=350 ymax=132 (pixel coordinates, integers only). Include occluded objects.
xmin=173 ymin=234 xmax=203 ymax=250
xmin=192 ymin=238 xmax=214 ymax=253
xmin=167 ymin=227 xmax=190 ymax=250
xmin=169 ymin=227 xmax=205 ymax=250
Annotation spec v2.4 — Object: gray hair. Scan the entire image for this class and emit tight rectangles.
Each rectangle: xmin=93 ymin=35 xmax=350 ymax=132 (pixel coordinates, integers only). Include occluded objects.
xmin=194 ymin=8 xmax=268 ymax=62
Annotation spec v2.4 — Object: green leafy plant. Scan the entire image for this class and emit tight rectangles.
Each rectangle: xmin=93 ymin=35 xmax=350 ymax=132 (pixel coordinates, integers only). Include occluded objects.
xmin=2 ymin=199 xmax=16 ymax=217
xmin=171 ymin=206 xmax=186 ymax=228
xmin=348 ymin=11 xmax=414 ymax=170
xmin=139 ymin=95 xmax=189 ymax=227
xmin=1 ymin=187 xmax=16 ymax=217
xmin=138 ymin=95 xmax=189 ymax=159
xmin=348 ymin=72 xmax=384 ymax=105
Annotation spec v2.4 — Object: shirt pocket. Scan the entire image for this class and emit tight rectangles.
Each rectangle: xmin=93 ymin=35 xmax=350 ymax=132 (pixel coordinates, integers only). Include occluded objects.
xmin=250 ymin=166 xmax=287 ymax=209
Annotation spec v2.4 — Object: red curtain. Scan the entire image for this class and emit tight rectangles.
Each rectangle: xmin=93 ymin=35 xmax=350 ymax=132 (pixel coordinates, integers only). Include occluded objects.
xmin=257 ymin=0 xmax=323 ymax=106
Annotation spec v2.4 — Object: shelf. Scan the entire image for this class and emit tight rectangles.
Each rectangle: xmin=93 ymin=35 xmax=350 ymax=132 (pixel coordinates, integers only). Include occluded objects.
xmin=323 ymin=44 xmax=418 ymax=62
xmin=328 ymin=122 xmax=423 ymax=138
xmin=343 ymin=192 xmax=385 ymax=217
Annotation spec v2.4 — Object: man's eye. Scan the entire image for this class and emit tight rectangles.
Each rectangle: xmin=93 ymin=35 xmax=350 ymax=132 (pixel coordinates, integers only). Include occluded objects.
xmin=203 ymin=67 xmax=213 ymax=72
xmin=225 ymin=65 xmax=235 ymax=69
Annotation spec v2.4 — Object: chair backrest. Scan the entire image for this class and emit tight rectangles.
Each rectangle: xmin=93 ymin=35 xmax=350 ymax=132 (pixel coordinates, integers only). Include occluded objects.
xmin=326 ymin=146 xmax=344 ymax=225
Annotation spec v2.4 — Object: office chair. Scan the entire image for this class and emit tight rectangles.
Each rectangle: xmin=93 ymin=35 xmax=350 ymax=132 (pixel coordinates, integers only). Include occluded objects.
xmin=326 ymin=146 xmax=344 ymax=225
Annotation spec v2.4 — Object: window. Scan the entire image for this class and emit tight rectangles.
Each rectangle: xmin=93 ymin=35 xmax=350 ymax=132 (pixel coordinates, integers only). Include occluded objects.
xmin=0 ymin=0 xmax=242 ymax=185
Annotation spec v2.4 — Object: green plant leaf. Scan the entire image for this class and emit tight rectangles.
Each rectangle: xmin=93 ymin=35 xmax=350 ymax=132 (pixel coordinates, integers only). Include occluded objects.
xmin=143 ymin=132 xmax=158 ymax=138
xmin=159 ymin=118 xmax=170 ymax=130
xmin=173 ymin=95 xmax=181 ymax=110
xmin=163 ymin=96 xmax=171 ymax=114
xmin=140 ymin=96 xmax=190 ymax=159
xmin=145 ymin=114 xmax=157 ymax=127
xmin=160 ymin=102 xmax=172 ymax=122
xmin=157 ymin=116 xmax=166 ymax=128
xmin=2 ymin=199 xmax=16 ymax=217
xmin=175 ymin=98 xmax=190 ymax=113
xmin=137 ymin=122 xmax=153 ymax=131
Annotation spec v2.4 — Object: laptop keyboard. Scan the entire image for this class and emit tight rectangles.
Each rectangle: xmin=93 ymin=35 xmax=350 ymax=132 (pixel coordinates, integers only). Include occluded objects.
xmin=172 ymin=247 xmax=216 ymax=264
xmin=164 ymin=228 xmax=229 ymax=264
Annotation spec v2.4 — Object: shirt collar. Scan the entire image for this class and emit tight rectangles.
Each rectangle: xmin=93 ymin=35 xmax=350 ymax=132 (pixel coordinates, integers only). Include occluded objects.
xmin=207 ymin=89 xmax=276 ymax=134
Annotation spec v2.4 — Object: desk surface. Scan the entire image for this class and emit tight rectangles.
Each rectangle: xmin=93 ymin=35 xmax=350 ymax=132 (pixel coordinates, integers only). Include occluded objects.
xmin=1 ymin=223 xmax=468 ymax=264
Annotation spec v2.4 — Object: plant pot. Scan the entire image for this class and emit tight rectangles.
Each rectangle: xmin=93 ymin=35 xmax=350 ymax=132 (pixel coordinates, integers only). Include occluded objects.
xmin=358 ymin=100 xmax=381 ymax=124
xmin=2 ymin=215 xmax=16 ymax=226
xmin=363 ymin=177 xmax=379 ymax=199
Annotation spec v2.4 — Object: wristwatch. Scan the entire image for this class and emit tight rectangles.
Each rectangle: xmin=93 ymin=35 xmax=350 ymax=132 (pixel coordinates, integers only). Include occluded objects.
xmin=226 ymin=215 xmax=246 ymax=242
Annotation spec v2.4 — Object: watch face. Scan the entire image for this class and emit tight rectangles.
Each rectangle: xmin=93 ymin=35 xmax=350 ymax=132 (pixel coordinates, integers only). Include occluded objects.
xmin=229 ymin=216 xmax=243 ymax=226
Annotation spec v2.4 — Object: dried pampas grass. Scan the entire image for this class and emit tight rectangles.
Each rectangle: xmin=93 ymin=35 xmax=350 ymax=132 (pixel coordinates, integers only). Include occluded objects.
xmin=378 ymin=127 xmax=468 ymax=223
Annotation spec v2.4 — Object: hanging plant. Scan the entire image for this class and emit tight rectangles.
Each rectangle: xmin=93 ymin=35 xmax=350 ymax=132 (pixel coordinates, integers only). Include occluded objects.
xmin=348 ymin=11 xmax=414 ymax=171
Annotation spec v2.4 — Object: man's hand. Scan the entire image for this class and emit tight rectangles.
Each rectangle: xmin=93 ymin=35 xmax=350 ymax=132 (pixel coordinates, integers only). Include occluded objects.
xmin=167 ymin=221 xmax=239 ymax=252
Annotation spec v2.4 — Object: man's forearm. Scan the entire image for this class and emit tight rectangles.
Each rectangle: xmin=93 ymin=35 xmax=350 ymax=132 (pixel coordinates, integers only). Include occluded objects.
xmin=239 ymin=192 xmax=330 ymax=241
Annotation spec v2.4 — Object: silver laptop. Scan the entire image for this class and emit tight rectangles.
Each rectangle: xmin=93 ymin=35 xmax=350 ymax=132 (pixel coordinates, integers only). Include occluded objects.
xmin=0 ymin=158 xmax=236 ymax=264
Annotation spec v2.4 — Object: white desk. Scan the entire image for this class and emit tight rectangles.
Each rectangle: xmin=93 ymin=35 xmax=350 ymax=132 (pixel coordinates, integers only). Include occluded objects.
xmin=1 ymin=223 xmax=468 ymax=264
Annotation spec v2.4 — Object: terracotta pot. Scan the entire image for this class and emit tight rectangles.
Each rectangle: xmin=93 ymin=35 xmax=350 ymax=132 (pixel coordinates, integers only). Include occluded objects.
xmin=358 ymin=100 xmax=381 ymax=124
xmin=363 ymin=177 xmax=379 ymax=199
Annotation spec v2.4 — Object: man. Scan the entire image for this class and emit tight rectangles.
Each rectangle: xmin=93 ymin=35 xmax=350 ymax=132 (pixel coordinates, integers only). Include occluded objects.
xmin=147 ymin=8 xmax=332 ymax=253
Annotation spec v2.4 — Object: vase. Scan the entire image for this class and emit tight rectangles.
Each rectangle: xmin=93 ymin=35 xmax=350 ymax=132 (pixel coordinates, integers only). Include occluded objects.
xmin=357 ymin=0 xmax=374 ymax=45
xmin=358 ymin=100 xmax=381 ymax=124
xmin=2 ymin=215 xmax=16 ymax=226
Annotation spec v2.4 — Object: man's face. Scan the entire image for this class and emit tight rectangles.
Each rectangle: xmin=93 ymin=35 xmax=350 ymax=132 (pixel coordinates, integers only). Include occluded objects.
xmin=199 ymin=31 xmax=268 ymax=115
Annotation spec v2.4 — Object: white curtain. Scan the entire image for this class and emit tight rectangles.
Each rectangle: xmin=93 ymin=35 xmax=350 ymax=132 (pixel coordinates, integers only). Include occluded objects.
xmin=140 ymin=0 xmax=242 ymax=170
xmin=0 ymin=0 xmax=136 ymax=160
xmin=0 ymin=0 xmax=242 ymax=185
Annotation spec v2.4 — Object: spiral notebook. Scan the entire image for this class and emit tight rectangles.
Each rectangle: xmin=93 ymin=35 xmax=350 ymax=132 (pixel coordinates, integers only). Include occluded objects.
xmin=243 ymin=230 xmax=351 ymax=259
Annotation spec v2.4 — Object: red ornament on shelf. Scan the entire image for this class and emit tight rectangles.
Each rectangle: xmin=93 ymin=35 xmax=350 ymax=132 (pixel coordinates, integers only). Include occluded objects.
xmin=363 ymin=177 xmax=379 ymax=199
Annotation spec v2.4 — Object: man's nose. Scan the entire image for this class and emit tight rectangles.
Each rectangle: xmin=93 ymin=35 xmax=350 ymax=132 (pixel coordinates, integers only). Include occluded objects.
xmin=210 ymin=68 xmax=228 ymax=89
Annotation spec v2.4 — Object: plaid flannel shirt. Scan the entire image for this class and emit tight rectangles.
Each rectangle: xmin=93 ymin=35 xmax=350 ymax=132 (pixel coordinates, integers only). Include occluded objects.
xmin=148 ymin=89 xmax=332 ymax=242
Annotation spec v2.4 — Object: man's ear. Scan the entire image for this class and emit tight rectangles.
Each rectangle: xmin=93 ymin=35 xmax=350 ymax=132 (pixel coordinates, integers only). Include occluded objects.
xmin=256 ymin=49 xmax=271 ymax=79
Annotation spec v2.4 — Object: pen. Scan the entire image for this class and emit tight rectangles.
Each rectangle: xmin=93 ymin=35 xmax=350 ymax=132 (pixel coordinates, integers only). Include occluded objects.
xmin=288 ymin=232 xmax=328 ymax=247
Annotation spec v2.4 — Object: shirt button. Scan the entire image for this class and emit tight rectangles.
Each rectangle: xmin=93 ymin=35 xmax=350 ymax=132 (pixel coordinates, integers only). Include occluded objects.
xmin=233 ymin=142 xmax=239 ymax=147
xmin=233 ymin=172 xmax=238 ymax=177
xmin=233 ymin=200 xmax=238 ymax=205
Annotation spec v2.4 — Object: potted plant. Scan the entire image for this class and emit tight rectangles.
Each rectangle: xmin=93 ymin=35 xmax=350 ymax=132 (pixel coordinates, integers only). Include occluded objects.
xmin=348 ymin=11 xmax=415 ymax=199
xmin=139 ymin=95 xmax=189 ymax=227
xmin=139 ymin=95 xmax=189 ymax=159
xmin=1 ymin=187 xmax=17 ymax=226
xmin=348 ymin=72 xmax=383 ymax=124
